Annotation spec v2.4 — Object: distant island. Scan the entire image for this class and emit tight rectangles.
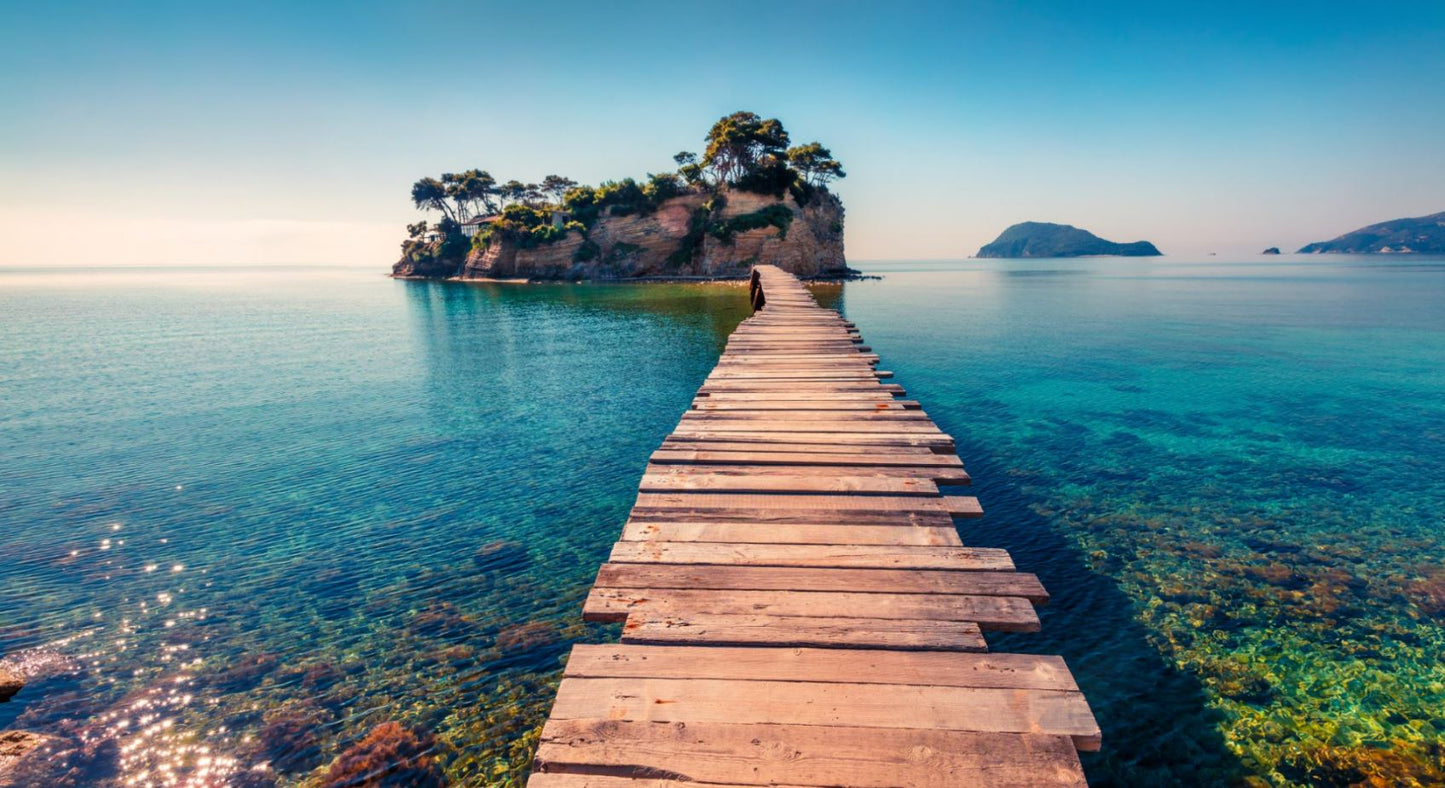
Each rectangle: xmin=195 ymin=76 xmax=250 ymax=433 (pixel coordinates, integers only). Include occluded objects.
xmin=1262 ymin=247 xmax=1281 ymax=255
xmin=392 ymin=112 xmax=852 ymax=281
xmin=1298 ymin=210 xmax=1445 ymax=254
xmin=976 ymin=222 xmax=1162 ymax=258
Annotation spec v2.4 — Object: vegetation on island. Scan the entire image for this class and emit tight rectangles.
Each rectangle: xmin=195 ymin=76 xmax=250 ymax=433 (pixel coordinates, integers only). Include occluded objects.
xmin=397 ymin=111 xmax=845 ymax=276
xmin=976 ymin=221 xmax=1162 ymax=258
xmin=1297 ymin=210 xmax=1445 ymax=254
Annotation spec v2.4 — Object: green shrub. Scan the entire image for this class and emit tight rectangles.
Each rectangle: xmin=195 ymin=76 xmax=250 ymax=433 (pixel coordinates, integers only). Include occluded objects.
xmin=667 ymin=206 xmax=712 ymax=266
xmin=644 ymin=173 xmax=684 ymax=204
xmin=707 ymin=203 xmax=794 ymax=244
xmin=733 ymin=157 xmax=797 ymax=198
xmin=573 ymin=239 xmax=600 ymax=263
xmin=594 ymin=178 xmax=649 ymax=216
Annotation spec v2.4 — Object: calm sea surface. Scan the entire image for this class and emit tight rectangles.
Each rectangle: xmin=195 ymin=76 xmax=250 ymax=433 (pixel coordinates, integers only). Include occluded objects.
xmin=2 ymin=258 xmax=1443 ymax=786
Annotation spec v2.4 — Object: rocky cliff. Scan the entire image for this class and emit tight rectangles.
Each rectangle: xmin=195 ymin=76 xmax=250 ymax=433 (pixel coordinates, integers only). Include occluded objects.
xmin=393 ymin=188 xmax=847 ymax=280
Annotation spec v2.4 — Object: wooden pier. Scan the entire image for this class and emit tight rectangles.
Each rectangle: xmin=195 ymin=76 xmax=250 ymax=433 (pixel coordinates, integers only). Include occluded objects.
xmin=527 ymin=265 xmax=1099 ymax=787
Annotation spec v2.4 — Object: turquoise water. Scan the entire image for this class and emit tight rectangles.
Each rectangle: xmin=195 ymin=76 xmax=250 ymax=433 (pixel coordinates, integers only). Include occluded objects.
xmin=2 ymin=258 xmax=1443 ymax=786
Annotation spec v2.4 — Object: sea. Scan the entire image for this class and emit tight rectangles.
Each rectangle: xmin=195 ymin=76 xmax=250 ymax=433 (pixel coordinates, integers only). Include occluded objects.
xmin=2 ymin=256 xmax=1442 ymax=786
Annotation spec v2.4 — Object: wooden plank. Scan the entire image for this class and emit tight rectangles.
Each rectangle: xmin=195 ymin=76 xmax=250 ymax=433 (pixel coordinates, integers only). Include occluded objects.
xmin=619 ymin=613 xmax=988 ymax=651
xmin=692 ymin=400 xmax=920 ymax=410
xmin=620 ymin=521 xmax=964 ymax=546
xmin=607 ymin=542 xmax=1013 ymax=570
xmin=660 ymin=440 xmax=941 ymax=455
xmin=645 ymin=462 xmax=965 ymax=479
xmin=548 ymin=677 xmax=1099 ymax=747
xmin=593 ymin=564 xmax=1048 ymax=603
xmin=626 ymin=507 xmax=956 ymax=528
xmin=665 ymin=432 xmax=953 ymax=449
xmin=644 ymin=463 xmax=969 ymax=484
xmin=582 ymin=588 xmax=1041 ymax=631
xmin=697 ymin=379 xmax=888 ymax=386
xmin=639 ymin=472 xmax=941 ymax=496
xmin=681 ymin=410 xmax=933 ymax=420
xmin=529 ymin=774 xmax=780 ymax=788
xmin=562 ymin=644 xmax=1078 ymax=691
xmin=945 ymin=496 xmax=986 ymax=517
xmin=634 ymin=493 xmax=975 ymax=514
xmin=694 ymin=392 xmax=898 ymax=401
xmin=650 ymin=449 xmax=962 ymax=467
xmin=533 ymin=720 xmax=1088 ymax=787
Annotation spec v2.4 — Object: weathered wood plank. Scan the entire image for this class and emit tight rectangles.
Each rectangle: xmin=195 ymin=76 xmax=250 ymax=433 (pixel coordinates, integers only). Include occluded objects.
xmin=650 ymin=449 xmax=962 ymax=467
xmin=593 ymin=564 xmax=1048 ymax=603
xmin=661 ymin=438 xmax=940 ymax=454
xmin=690 ymin=390 xmax=901 ymax=399
xmin=639 ymin=472 xmax=941 ymax=496
xmin=618 ymin=613 xmax=988 ymax=651
xmin=582 ymin=588 xmax=1041 ymax=631
xmin=548 ymin=677 xmax=1099 ymax=747
xmin=673 ymin=420 xmax=943 ymax=434
xmin=533 ymin=720 xmax=1088 ymax=787
xmin=691 ymin=400 xmax=920 ymax=410
xmin=634 ymin=492 xmax=979 ymax=515
xmin=665 ymin=432 xmax=953 ymax=449
xmin=529 ymin=773 xmax=780 ymax=788
xmin=607 ymin=542 xmax=1012 ymax=570
xmin=644 ymin=463 xmax=970 ymax=484
xmin=562 ymin=644 xmax=1078 ymax=691
xmin=619 ymin=521 xmax=964 ymax=546
xmin=626 ymin=507 xmax=956 ymax=527
xmin=681 ymin=410 xmax=933 ymax=420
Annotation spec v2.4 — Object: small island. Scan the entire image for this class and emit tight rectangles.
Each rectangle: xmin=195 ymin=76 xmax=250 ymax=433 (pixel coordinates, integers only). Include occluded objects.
xmin=976 ymin=222 xmax=1162 ymax=258
xmin=392 ymin=112 xmax=852 ymax=281
xmin=1262 ymin=247 xmax=1281 ymax=255
xmin=1298 ymin=210 xmax=1445 ymax=254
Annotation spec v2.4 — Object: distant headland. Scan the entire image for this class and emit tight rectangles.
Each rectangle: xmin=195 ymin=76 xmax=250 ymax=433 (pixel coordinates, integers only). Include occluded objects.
xmin=392 ymin=112 xmax=853 ymax=281
xmin=1298 ymin=210 xmax=1445 ymax=254
xmin=976 ymin=222 xmax=1162 ymax=258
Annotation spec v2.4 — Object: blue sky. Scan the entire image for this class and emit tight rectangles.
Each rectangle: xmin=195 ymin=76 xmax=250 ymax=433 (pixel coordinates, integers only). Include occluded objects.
xmin=2 ymin=0 xmax=1442 ymax=264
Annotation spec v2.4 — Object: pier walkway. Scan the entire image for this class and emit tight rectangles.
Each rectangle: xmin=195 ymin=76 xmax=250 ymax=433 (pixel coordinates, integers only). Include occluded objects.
xmin=527 ymin=265 xmax=1099 ymax=787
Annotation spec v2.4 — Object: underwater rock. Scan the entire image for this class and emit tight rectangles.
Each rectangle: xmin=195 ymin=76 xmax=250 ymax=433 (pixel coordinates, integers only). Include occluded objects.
xmin=3 ymin=731 xmax=120 ymax=787
xmin=257 ymin=703 xmax=329 ymax=773
xmin=472 ymin=540 xmax=531 ymax=573
xmin=421 ymin=644 xmax=476 ymax=669
xmin=0 ymin=731 xmax=50 ymax=775
xmin=1244 ymin=562 xmax=1306 ymax=590
xmin=494 ymin=621 xmax=561 ymax=655
xmin=321 ymin=721 xmax=444 ymax=787
xmin=0 ymin=665 xmax=22 ymax=701
xmin=1406 ymin=566 xmax=1445 ymax=618
xmin=206 ymin=652 xmax=281 ymax=693
xmin=408 ymin=602 xmax=476 ymax=639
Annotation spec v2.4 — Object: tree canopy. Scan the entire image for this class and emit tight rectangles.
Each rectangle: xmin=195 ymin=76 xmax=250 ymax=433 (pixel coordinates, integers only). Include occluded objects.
xmin=702 ymin=111 xmax=791 ymax=186
xmin=787 ymin=142 xmax=846 ymax=186
xmin=443 ymin=169 xmax=497 ymax=219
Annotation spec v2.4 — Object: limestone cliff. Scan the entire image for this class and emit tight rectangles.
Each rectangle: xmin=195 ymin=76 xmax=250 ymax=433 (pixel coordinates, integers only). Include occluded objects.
xmin=394 ymin=188 xmax=848 ymax=280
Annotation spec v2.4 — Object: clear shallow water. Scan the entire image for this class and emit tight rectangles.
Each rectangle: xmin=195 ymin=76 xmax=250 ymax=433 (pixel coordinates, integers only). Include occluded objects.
xmin=1 ymin=258 xmax=1443 ymax=786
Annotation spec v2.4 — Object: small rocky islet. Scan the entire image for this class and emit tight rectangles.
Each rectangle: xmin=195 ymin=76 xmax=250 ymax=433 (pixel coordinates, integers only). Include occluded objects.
xmin=392 ymin=111 xmax=853 ymax=282
xmin=975 ymin=221 xmax=1162 ymax=258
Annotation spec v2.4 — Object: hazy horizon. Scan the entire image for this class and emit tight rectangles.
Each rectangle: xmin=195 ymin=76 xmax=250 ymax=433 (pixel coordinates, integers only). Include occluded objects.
xmin=3 ymin=1 xmax=1442 ymax=267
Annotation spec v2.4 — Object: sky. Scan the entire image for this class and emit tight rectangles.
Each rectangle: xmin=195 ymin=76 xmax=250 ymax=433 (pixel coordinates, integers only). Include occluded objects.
xmin=1 ymin=0 xmax=1442 ymax=265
